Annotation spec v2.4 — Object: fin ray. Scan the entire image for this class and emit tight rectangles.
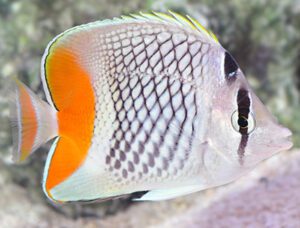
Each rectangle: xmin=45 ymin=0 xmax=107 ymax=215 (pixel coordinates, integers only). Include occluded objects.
xmin=10 ymin=80 xmax=58 ymax=163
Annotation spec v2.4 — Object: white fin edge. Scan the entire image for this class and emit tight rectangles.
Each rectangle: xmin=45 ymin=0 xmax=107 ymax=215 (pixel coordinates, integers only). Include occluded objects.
xmin=42 ymin=137 xmax=60 ymax=202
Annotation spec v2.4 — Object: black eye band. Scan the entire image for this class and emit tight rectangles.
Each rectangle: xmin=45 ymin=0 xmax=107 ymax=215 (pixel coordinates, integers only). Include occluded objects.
xmin=224 ymin=52 xmax=238 ymax=81
xmin=236 ymin=88 xmax=251 ymax=165
xmin=237 ymin=88 xmax=250 ymax=134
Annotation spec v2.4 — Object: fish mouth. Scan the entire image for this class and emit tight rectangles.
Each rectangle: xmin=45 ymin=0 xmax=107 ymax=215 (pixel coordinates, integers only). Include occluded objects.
xmin=281 ymin=136 xmax=293 ymax=151
xmin=274 ymin=127 xmax=293 ymax=151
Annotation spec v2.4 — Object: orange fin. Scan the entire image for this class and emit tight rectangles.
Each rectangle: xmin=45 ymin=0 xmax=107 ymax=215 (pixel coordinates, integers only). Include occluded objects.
xmin=43 ymin=137 xmax=131 ymax=203
xmin=10 ymin=80 xmax=58 ymax=163
xmin=42 ymin=136 xmax=86 ymax=202
xmin=40 ymin=30 xmax=96 ymax=201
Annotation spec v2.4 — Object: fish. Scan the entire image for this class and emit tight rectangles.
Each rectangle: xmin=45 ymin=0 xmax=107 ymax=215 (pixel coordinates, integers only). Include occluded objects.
xmin=9 ymin=11 xmax=293 ymax=203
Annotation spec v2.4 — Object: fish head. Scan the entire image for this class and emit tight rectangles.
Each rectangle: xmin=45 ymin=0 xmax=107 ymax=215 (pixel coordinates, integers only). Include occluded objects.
xmin=235 ymin=84 xmax=293 ymax=166
xmin=205 ymin=50 xmax=293 ymax=168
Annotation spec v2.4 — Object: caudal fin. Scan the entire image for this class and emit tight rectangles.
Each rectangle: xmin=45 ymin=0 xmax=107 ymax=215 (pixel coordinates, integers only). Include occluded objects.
xmin=10 ymin=80 xmax=58 ymax=163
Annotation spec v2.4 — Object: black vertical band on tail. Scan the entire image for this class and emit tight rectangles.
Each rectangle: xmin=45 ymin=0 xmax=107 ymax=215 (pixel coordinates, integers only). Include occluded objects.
xmin=236 ymin=88 xmax=251 ymax=165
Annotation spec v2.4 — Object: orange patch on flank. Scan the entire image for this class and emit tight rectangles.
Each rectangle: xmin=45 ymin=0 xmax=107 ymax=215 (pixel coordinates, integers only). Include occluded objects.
xmin=45 ymin=46 xmax=95 ymax=191
xmin=18 ymin=83 xmax=38 ymax=161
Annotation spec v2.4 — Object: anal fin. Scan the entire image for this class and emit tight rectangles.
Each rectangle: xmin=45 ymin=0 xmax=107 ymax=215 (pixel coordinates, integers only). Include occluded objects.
xmin=43 ymin=136 xmax=87 ymax=202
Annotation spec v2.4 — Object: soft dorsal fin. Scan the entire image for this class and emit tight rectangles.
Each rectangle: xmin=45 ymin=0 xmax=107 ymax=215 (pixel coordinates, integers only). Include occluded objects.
xmin=41 ymin=21 xmax=96 ymax=202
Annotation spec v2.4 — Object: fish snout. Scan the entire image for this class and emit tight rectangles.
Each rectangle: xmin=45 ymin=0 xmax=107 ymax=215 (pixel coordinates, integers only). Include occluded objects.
xmin=270 ymin=125 xmax=293 ymax=151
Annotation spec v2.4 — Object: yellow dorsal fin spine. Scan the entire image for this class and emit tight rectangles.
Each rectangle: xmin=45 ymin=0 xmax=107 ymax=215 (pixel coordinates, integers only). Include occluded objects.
xmin=168 ymin=10 xmax=197 ymax=31
xmin=129 ymin=13 xmax=146 ymax=20
xmin=118 ymin=11 xmax=219 ymax=44
xmin=45 ymin=12 xmax=219 ymax=51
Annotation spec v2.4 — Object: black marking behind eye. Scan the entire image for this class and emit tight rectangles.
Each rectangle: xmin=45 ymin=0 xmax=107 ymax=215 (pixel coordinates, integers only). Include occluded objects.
xmin=236 ymin=88 xmax=251 ymax=165
xmin=224 ymin=52 xmax=238 ymax=80
xmin=237 ymin=88 xmax=250 ymax=134
xmin=238 ymin=134 xmax=248 ymax=165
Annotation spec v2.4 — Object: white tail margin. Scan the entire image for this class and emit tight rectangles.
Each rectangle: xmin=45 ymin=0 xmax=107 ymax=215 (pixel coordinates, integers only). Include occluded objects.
xmin=10 ymin=80 xmax=58 ymax=163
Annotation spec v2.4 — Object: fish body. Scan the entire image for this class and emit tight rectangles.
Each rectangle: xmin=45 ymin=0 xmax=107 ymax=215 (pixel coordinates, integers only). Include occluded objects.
xmin=10 ymin=12 xmax=293 ymax=203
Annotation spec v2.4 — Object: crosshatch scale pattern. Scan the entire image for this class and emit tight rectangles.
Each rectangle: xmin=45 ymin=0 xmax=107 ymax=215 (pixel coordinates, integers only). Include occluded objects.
xmin=89 ymin=23 xmax=211 ymax=189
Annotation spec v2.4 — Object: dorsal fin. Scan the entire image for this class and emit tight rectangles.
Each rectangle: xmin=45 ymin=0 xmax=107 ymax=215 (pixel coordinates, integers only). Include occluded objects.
xmin=41 ymin=11 xmax=219 ymax=73
xmin=121 ymin=11 xmax=219 ymax=44
xmin=41 ymin=22 xmax=96 ymax=200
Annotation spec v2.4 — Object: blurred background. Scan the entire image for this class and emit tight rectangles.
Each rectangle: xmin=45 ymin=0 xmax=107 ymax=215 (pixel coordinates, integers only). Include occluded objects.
xmin=0 ymin=0 xmax=299 ymax=227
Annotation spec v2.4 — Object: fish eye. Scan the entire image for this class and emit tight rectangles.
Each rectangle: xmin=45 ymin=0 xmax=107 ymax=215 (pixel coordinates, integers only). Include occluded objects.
xmin=231 ymin=110 xmax=256 ymax=134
